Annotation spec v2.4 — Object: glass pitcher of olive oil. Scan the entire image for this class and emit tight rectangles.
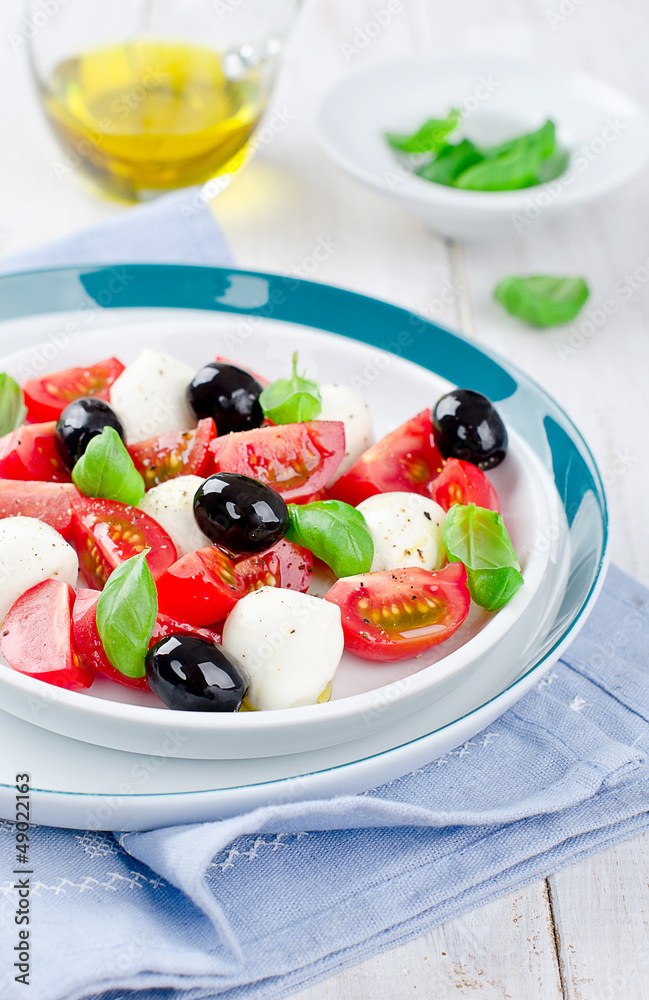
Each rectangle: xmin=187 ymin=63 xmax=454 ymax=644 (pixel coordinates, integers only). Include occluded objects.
xmin=27 ymin=0 xmax=302 ymax=201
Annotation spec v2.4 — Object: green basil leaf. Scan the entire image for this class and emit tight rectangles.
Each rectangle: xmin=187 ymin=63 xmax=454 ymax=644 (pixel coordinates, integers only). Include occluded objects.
xmin=72 ymin=426 xmax=145 ymax=505
xmin=443 ymin=503 xmax=523 ymax=611
xmin=96 ymin=549 xmax=158 ymax=678
xmin=259 ymin=351 xmax=321 ymax=425
xmin=417 ymin=139 xmax=483 ymax=186
xmin=286 ymin=500 xmax=374 ymax=578
xmin=494 ymin=275 xmax=589 ymax=328
xmin=453 ymin=120 xmax=567 ymax=191
xmin=468 ymin=566 xmax=525 ymax=611
xmin=385 ymin=109 xmax=461 ymax=153
xmin=482 ymin=119 xmax=556 ymax=162
xmin=0 ymin=373 xmax=27 ymax=436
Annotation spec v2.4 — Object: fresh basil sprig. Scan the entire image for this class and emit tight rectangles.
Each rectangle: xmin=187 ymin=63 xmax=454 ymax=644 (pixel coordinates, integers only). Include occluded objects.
xmin=286 ymin=500 xmax=374 ymax=578
xmin=72 ymin=426 xmax=145 ymax=505
xmin=443 ymin=503 xmax=523 ymax=611
xmin=259 ymin=352 xmax=321 ymax=425
xmin=385 ymin=109 xmax=461 ymax=153
xmin=494 ymin=275 xmax=589 ymax=328
xmin=0 ymin=373 xmax=26 ymax=436
xmin=96 ymin=549 xmax=158 ymax=678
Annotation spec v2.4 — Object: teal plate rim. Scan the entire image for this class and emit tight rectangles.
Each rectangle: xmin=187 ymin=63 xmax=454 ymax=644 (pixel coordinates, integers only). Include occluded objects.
xmin=0 ymin=263 xmax=609 ymax=799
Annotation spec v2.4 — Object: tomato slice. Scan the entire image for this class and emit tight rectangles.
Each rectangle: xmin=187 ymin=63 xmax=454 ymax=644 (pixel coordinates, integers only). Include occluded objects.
xmin=72 ymin=588 xmax=221 ymax=690
xmin=156 ymin=546 xmax=241 ymax=626
xmin=324 ymin=562 xmax=471 ymax=661
xmin=23 ymin=357 xmax=125 ymax=423
xmin=429 ymin=458 xmax=501 ymax=513
xmin=0 ymin=481 xmax=81 ymax=539
xmin=70 ymin=498 xmax=177 ymax=589
xmin=1 ymin=579 xmax=94 ymax=690
xmin=329 ymin=409 xmax=444 ymax=506
xmin=235 ymin=538 xmax=313 ymax=594
xmin=127 ymin=418 xmax=217 ymax=490
xmin=0 ymin=421 xmax=72 ymax=482
xmin=211 ymin=421 xmax=345 ymax=501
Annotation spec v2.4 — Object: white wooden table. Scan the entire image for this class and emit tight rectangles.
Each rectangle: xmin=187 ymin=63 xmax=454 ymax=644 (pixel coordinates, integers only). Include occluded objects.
xmin=2 ymin=1 xmax=649 ymax=996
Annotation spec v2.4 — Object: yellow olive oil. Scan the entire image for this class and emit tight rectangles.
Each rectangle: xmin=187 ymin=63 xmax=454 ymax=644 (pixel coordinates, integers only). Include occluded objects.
xmin=42 ymin=41 xmax=265 ymax=200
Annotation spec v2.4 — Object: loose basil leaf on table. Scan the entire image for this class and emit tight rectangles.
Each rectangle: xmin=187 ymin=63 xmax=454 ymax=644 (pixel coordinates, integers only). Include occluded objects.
xmin=96 ymin=549 xmax=158 ymax=678
xmin=259 ymin=351 xmax=321 ymax=424
xmin=385 ymin=108 xmax=461 ymax=154
xmin=443 ymin=503 xmax=523 ymax=611
xmin=0 ymin=373 xmax=27 ymax=436
xmin=286 ymin=500 xmax=374 ymax=579
xmin=72 ymin=426 xmax=145 ymax=505
xmin=494 ymin=275 xmax=589 ymax=327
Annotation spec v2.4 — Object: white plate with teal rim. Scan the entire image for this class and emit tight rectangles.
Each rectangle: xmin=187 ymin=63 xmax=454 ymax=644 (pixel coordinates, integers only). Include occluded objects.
xmin=0 ymin=265 xmax=607 ymax=827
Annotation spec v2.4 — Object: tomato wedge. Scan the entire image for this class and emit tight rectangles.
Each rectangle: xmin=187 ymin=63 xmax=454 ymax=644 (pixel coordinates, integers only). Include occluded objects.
xmin=22 ymin=357 xmax=125 ymax=423
xmin=1 ymin=579 xmax=94 ymax=689
xmin=0 ymin=481 xmax=81 ymax=539
xmin=324 ymin=562 xmax=471 ymax=661
xmin=0 ymin=421 xmax=72 ymax=482
xmin=329 ymin=409 xmax=444 ymax=507
xmin=72 ymin=588 xmax=221 ymax=690
xmin=156 ymin=546 xmax=241 ymax=626
xmin=69 ymin=498 xmax=177 ymax=589
xmin=235 ymin=538 xmax=313 ymax=594
xmin=127 ymin=418 xmax=217 ymax=490
xmin=429 ymin=458 xmax=501 ymax=513
xmin=211 ymin=421 xmax=345 ymax=501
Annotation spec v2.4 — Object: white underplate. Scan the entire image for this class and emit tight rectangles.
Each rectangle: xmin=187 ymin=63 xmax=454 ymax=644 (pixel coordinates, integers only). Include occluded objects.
xmin=316 ymin=55 xmax=649 ymax=240
xmin=0 ymin=316 xmax=555 ymax=759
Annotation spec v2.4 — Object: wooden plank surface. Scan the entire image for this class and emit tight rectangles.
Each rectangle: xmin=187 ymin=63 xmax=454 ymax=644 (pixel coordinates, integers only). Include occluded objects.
xmin=1 ymin=0 xmax=648 ymax=996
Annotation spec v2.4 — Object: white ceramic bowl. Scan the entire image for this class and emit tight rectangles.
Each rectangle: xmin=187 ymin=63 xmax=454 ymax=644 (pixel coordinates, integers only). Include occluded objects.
xmin=316 ymin=55 xmax=649 ymax=240
xmin=0 ymin=317 xmax=555 ymax=760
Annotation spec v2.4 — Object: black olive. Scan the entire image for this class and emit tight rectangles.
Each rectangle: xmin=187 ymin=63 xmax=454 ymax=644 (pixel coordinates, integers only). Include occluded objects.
xmin=146 ymin=634 xmax=247 ymax=712
xmin=432 ymin=389 xmax=507 ymax=470
xmin=55 ymin=397 xmax=124 ymax=469
xmin=187 ymin=363 xmax=263 ymax=434
xmin=194 ymin=473 xmax=288 ymax=554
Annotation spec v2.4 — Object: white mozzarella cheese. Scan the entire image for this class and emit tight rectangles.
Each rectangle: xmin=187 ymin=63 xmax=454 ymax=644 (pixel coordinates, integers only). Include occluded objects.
xmin=356 ymin=492 xmax=446 ymax=572
xmin=318 ymin=384 xmax=374 ymax=481
xmin=109 ymin=348 xmax=197 ymax=443
xmin=138 ymin=475 xmax=210 ymax=557
xmin=0 ymin=517 xmax=78 ymax=620
xmin=221 ymin=587 xmax=344 ymax=710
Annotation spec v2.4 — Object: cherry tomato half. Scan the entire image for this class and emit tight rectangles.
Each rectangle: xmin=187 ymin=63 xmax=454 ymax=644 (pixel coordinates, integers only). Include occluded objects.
xmin=209 ymin=421 xmax=345 ymax=502
xmin=329 ymin=409 xmax=444 ymax=507
xmin=324 ymin=562 xmax=471 ymax=661
xmin=155 ymin=546 xmax=241 ymax=627
xmin=0 ymin=421 xmax=72 ymax=482
xmin=69 ymin=498 xmax=177 ymax=589
xmin=127 ymin=417 xmax=217 ymax=490
xmin=22 ymin=357 xmax=125 ymax=423
xmin=72 ymin=588 xmax=221 ymax=690
xmin=0 ymin=481 xmax=81 ymax=539
xmin=235 ymin=538 xmax=313 ymax=594
xmin=1 ymin=579 xmax=94 ymax=690
xmin=429 ymin=458 xmax=501 ymax=513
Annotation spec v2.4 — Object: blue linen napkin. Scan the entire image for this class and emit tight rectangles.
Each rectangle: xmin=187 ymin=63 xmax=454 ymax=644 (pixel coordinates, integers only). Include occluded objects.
xmin=1 ymin=193 xmax=648 ymax=1000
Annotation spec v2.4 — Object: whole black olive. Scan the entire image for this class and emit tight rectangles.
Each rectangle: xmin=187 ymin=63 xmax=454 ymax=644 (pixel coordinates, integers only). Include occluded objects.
xmin=187 ymin=363 xmax=263 ymax=434
xmin=55 ymin=397 xmax=124 ymax=469
xmin=432 ymin=389 xmax=507 ymax=470
xmin=146 ymin=634 xmax=247 ymax=712
xmin=193 ymin=473 xmax=289 ymax=554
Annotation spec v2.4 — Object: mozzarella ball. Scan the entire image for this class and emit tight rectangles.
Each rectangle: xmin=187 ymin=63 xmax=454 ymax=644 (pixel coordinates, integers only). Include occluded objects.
xmin=138 ymin=475 xmax=210 ymax=557
xmin=110 ymin=348 xmax=197 ymax=443
xmin=318 ymin=384 xmax=374 ymax=481
xmin=222 ymin=587 xmax=344 ymax=710
xmin=0 ymin=517 xmax=78 ymax=620
xmin=357 ymin=492 xmax=446 ymax=572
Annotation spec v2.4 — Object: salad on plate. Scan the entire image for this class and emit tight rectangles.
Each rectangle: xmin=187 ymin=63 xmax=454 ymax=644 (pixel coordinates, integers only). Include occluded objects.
xmin=0 ymin=345 xmax=523 ymax=714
